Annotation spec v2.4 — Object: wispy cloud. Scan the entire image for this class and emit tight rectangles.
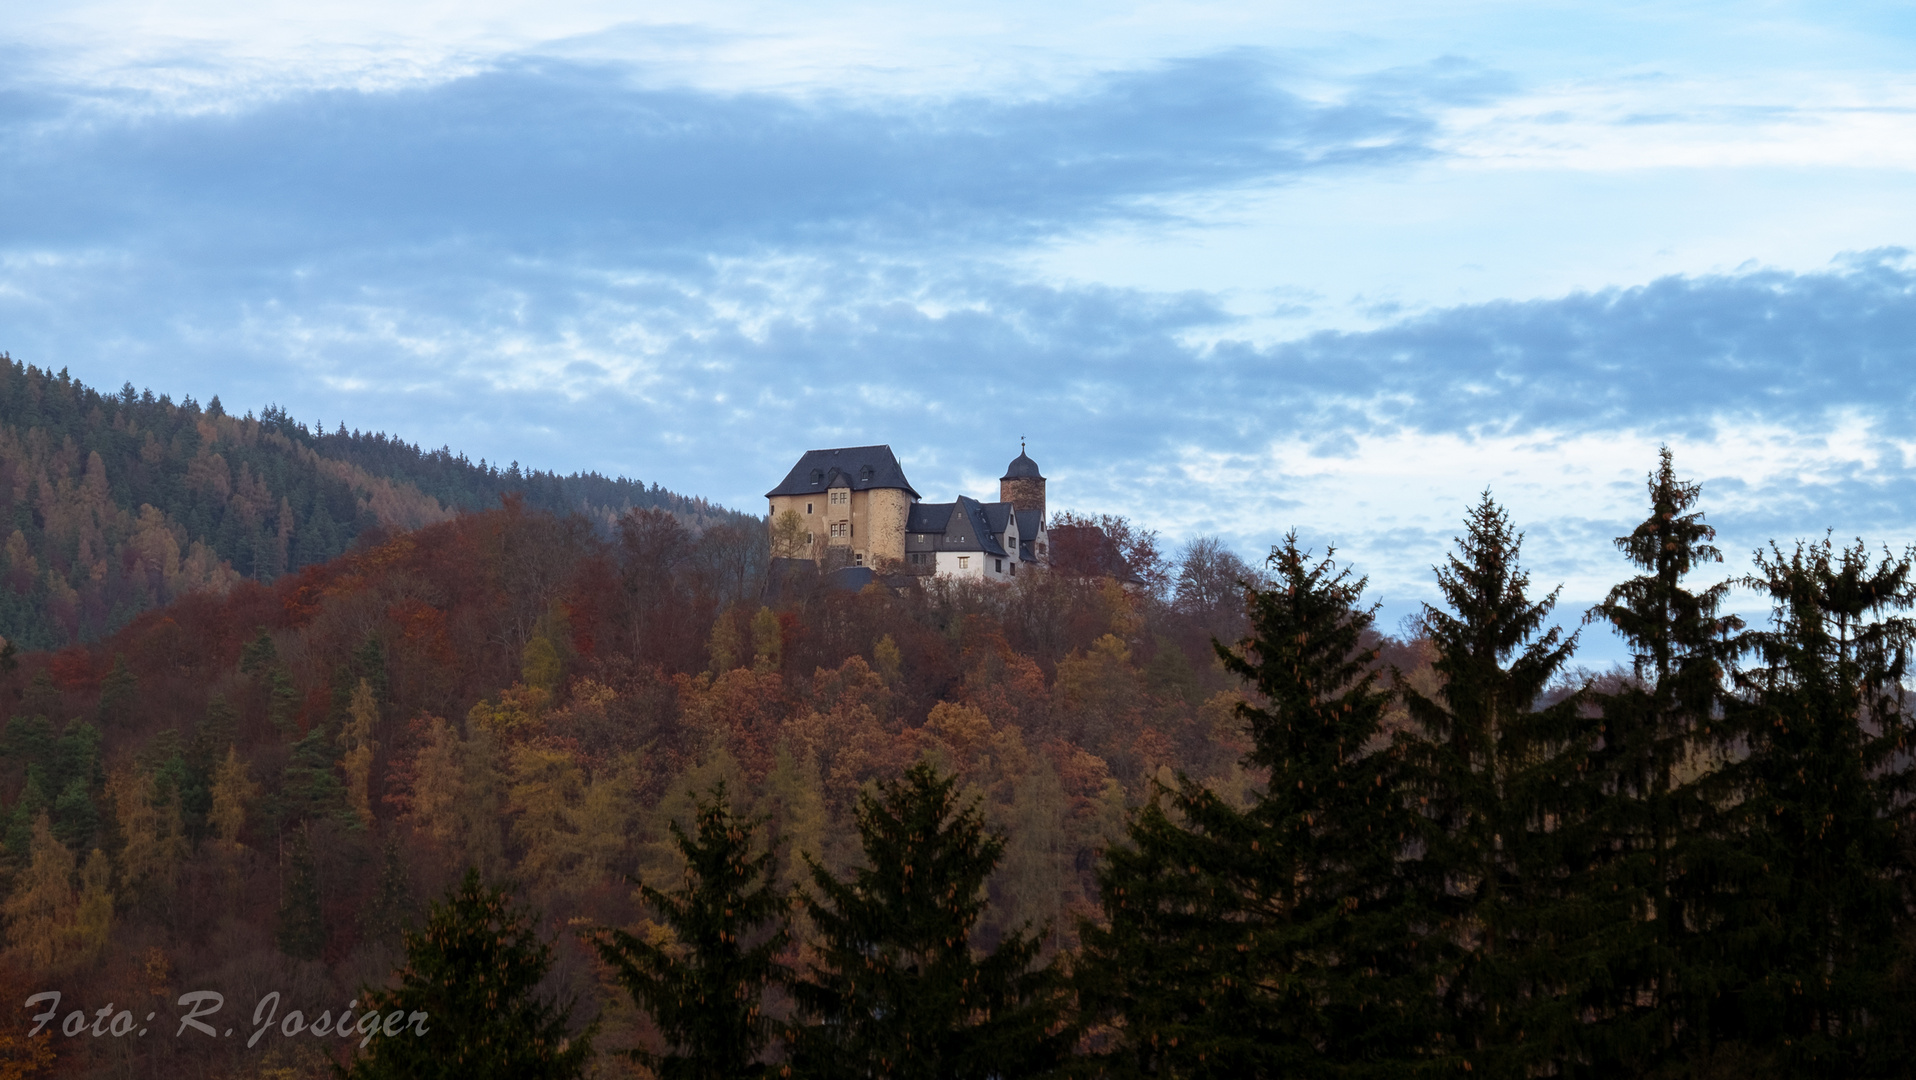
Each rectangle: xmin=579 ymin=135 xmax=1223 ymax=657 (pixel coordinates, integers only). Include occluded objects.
xmin=0 ymin=51 xmax=1464 ymax=259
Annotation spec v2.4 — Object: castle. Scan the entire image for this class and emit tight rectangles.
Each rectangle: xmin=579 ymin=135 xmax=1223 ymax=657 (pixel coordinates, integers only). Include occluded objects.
xmin=765 ymin=444 xmax=1049 ymax=580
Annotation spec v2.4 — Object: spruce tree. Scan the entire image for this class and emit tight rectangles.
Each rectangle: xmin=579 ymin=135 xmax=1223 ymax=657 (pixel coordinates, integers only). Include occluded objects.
xmin=1078 ymin=534 xmax=1435 ymax=1077
xmin=1581 ymin=449 xmax=1740 ymax=1073
xmin=1076 ymin=787 xmax=1259 ymax=1078
xmin=588 ymin=782 xmax=789 ymax=1080
xmin=277 ymin=824 xmax=325 ymax=961
xmin=1398 ymin=492 xmax=1588 ymax=1076
xmin=788 ymin=760 xmax=1068 ymax=1079
xmin=1716 ymin=538 xmax=1916 ymax=1076
xmin=341 ymin=868 xmax=595 ymax=1080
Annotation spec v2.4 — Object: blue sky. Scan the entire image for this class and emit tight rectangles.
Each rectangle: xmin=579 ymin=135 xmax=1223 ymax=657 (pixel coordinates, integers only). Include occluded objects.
xmin=4 ymin=1 xmax=1915 ymax=648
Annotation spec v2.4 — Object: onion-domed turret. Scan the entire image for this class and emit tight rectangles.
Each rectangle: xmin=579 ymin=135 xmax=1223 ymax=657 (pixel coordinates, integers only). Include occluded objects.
xmin=1002 ymin=449 xmax=1043 ymax=480
xmin=999 ymin=442 xmax=1046 ymax=521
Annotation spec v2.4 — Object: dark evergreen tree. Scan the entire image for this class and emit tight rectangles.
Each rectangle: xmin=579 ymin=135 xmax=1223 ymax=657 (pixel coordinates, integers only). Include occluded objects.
xmin=788 ymin=761 xmax=1068 ymax=1079
xmin=273 ymin=725 xmax=354 ymax=830
xmin=1581 ymin=449 xmax=1741 ymax=1073
xmin=362 ymin=834 xmax=415 ymax=950
xmin=588 ymin=782 xmax=789 ymax=1079
xmin=96 ymin=654 xmax=137 ymax=727
xmin=1713 ymin=538 xmax=1916 ymax=1076
xmin=1078 ymin=534 xmax=1436 ymax=1077
xmin=1398 ymin=492 xmax=1589 ymax=1077
xmin=340 ymin=868 xmax=595 ymax=1080
xmin=277 ymin=823 xmax=325 ymax=961
xmin=1075 ymin=789 xmax=1262 ymax=1079
xmin=239 ymin=630 xmax=278 ymax=675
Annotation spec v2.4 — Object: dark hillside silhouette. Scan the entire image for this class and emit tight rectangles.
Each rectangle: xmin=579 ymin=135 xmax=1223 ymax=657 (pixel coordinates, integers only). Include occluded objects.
xmin=0 ymin=358 xmax=750 ymax=647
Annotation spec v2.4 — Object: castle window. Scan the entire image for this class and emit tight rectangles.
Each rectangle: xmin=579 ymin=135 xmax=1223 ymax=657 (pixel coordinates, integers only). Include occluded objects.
xmin=1011 ymin=563 xmax=1016 ymax=576
xmin=807 ymin=502 xmax=813 ymax=514
xmin=958 ymin=556 xmax=969 ymax=570
xmin=995 ymin=558 xmax=1003 ymax=573
xmin=830 ymin=490 xmax=848 ymax=505
xmin=807 ymin=533 xmax=814 ymax=545
xmin=855 ymin=553 xmax=864 ymax=565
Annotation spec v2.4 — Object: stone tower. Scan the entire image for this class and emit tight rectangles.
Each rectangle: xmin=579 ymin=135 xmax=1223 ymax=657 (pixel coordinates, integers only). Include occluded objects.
xmin=999 ymin=443 xmax=1045 ymax=522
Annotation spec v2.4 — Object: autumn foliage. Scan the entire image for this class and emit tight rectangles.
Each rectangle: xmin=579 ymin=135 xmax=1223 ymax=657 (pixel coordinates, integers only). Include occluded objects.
xmin=0 ymin=494 xmax=1250 ymax=1076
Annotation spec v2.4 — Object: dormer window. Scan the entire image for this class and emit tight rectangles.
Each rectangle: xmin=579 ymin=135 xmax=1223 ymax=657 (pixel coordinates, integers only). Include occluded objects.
xmin=810 ymin=468 xmax=823 ymax=484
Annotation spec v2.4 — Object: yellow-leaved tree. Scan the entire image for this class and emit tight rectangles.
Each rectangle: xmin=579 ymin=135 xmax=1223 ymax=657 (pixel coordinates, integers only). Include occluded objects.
xmin=208 ymin=745 xmax=261 ymax=849
xmin=108 ymin=767 xmax=185 ymax=912
xmin=508 ymin=742 xmax=586 ymax=905
xmin=405 ymin=717 xmax=505 ymax=875
xmin=3 ymin=814 xmax=75 ymax=972
xmin=69 ymin=849 xmax=113 ymax=966
xmin=340 ymin=679 xmax=379 ymax=826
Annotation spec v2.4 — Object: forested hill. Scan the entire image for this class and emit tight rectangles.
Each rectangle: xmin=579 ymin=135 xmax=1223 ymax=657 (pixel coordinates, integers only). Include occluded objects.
xmin=0 ymin=359 xmax=750 ymax=649
xmin=269 ymin=406 xmax=744 ymax=532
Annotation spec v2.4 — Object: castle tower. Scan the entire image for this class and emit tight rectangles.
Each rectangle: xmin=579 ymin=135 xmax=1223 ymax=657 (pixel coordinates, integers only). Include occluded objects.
xmin=999 ymin=442 xmax=1045 ymax=522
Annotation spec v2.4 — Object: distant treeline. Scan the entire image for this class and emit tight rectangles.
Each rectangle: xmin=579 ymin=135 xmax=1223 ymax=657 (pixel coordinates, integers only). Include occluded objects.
xmin=0 ymin=359 xmax=750 ymax=648
xmin=262 ymin=405 xmax=749 ymax=532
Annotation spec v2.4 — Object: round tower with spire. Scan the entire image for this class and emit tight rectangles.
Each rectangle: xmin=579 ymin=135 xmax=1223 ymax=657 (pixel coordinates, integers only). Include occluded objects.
xmin=1000 ymin=440 xmax=1045 ymax=522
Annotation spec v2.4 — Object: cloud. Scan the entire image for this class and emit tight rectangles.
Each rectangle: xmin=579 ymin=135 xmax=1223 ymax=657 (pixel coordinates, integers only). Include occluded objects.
xmin=0 ymin=49 xmax=1456 ymax=259
xmin=1228 ymin=249 xmax=1916 ymax=440
xmin=4 ymin=38 xmax=1915 ymax=640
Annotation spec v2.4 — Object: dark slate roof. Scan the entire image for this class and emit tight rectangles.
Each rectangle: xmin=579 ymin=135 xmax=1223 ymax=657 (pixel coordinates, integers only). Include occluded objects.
xmin=907 ymin=496 xmax=1006 ymax=556
xmin=829 ymin=566 xmax=876 ymax=591
xmin=766 ymin=445 xmax=921 ymax=499
xmin=1002 ymin=450 xmax=1043 ymax=480
xmin=906 ymin=502 xmax=955 ymax=532
xmin=1014 ymin=508 xmax=1044 ymax=540
xmin=953 ymin=497 xmax=1008 ymax=556
xmin=980 ymin=501 xmax=1014 ymax=536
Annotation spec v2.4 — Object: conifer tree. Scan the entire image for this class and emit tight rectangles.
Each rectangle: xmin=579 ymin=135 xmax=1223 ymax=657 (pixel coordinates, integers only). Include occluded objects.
xmin=341 ymin=868 xmax=595 ymax=1080
xmin=1079 ymin=534 xmax=1433 ymax=1077
xmin=96 ymin=654 xmax=137 ymax=727
xmin=1581 ymin=449 xmax=1740 ymax=1072
xmin=277 ymin=824 xmax=325 ymax=961
xmin=1076 ymin=788 xmax=1254 ymax=1078
xmin=788 ymin=761 xmax=1068 ymax=1079
xmin=1716 ymin=538 xmax=1916 ymax=1075
xmin=588 ymin=782 xmax=789 ymax=1079
xmin=362 ymin=835 xmax=415 ymax=950
xmin=1398 ymin=492 xmax=1588 ymax=1076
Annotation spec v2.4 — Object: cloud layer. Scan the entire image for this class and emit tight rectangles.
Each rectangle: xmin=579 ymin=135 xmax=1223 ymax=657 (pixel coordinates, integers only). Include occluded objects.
xmin=2 ymin=34 xmax=1914 ymax=642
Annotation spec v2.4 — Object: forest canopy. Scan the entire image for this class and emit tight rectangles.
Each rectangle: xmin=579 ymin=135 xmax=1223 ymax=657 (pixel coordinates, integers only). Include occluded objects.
xmin=0 ymin=448 xmax=1911 ymax=1079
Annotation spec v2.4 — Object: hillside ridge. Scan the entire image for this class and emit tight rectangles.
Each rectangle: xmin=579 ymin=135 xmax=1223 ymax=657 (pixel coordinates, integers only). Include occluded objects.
xmin=0 ymin=357 xmax=751 ymax=648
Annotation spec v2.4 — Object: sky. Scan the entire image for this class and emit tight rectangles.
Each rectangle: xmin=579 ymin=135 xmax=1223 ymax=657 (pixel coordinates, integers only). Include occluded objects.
xmin=4 ymin=1 xmax=1915 ymax=655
